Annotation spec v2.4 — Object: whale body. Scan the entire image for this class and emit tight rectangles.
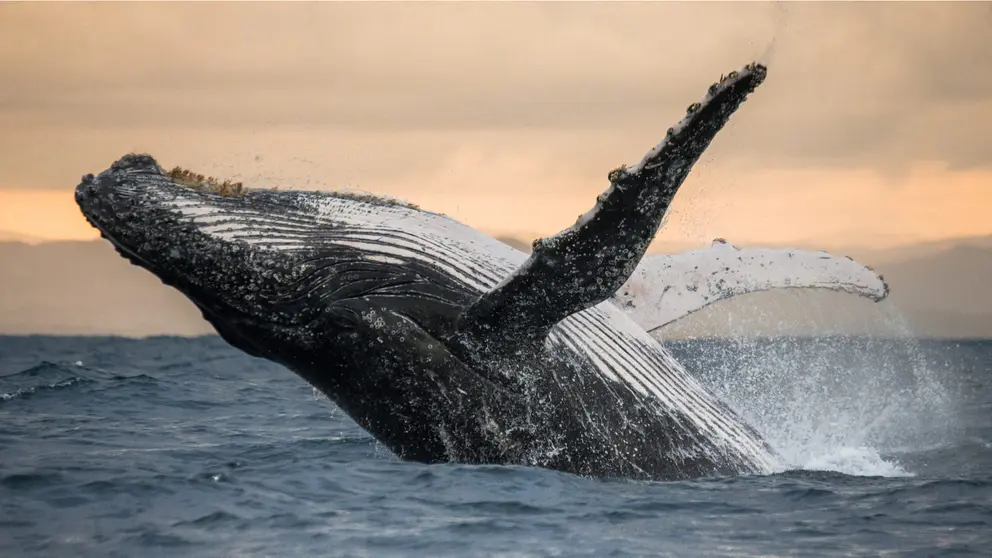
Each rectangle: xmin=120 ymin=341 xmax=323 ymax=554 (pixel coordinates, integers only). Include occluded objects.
xmin=75 ymin=63 xmax=887 ymax=481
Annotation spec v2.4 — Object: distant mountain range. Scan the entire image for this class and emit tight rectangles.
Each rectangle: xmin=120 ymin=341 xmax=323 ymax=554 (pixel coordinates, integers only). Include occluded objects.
xmin=1 ymin=236 xmax=990 ymax=338
xmin=0 ymin=230 xmax=47 ymax=244
xmin=0 ymin=241 xmax=213 ymax=336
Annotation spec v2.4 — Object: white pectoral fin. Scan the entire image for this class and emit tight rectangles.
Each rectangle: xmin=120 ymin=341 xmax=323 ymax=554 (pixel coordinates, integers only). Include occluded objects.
xmin=612 ymin=239 xmax=889 ymax=332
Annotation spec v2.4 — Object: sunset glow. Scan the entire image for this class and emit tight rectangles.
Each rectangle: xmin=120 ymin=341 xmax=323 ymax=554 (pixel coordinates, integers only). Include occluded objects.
xmin=1 ymin=2 xmax=989 ymax=253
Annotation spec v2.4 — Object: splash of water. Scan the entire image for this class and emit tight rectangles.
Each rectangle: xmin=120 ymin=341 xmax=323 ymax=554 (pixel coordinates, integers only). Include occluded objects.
xmin=663 ymin=290 xmax=958 ymax=478
xmin=802 ymin=446 xmax=909 ymax=477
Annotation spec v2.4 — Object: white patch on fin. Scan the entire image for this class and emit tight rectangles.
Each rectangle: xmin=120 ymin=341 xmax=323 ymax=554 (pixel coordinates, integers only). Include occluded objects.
xmin=612 ymin=239 xmax=889 ymax=333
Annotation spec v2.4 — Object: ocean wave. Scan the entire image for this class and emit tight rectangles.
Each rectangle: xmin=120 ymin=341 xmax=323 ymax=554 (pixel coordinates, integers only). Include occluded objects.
xmin=0 ymin=361 xmax=92 ymax=402
xmin=0 ymin=360 xmax=157 ymax=402
xmin=797 ymin=446 xmax=911 ymax=477
xmin=0 ymin=360 xmax=82 ymax=380
xmin=0 ymin=376 xmax=90 ymax=402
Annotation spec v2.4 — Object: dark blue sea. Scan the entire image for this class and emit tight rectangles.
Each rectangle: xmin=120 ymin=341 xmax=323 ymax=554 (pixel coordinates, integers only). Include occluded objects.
xmin=1 ymin=335 xmax=990 ymax=557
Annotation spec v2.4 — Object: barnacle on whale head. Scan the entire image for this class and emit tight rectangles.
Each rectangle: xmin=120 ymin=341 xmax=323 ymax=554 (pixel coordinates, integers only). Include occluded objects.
xmin=166 ymin=162 xmax=420 ymax=209
xmin=166 ymin=166 xmax=246 ymax=198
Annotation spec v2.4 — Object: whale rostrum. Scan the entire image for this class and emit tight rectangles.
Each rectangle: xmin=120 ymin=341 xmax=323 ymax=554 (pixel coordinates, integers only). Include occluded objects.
xmin=75 ymin=62 xmax=888 ymax=481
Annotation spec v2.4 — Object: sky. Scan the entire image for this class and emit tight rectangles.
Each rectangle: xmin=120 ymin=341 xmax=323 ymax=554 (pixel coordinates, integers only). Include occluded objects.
xmin=1 ymin=2 xmax=991 ymax=250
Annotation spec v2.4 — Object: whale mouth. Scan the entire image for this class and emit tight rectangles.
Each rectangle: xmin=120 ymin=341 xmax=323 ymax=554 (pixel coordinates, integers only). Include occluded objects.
xmin=76 ymin=164 xmax=147 ymax=255
xmin=75 ymin=185 xmax=161 ymax=278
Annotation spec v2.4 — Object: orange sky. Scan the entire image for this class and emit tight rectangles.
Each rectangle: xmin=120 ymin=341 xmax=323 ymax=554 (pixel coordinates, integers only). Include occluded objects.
xmin=1 ymin=2 xmax=990 ymax=250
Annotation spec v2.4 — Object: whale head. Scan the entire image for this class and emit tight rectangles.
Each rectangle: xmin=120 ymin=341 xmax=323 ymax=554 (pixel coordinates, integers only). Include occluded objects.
xmin=75 ymin=154 xmax=324 ymax=346
xmin=75 ymin=153 xmax=525 ymax=461
xmin=75 ymin=154 xmax=476 ymax=349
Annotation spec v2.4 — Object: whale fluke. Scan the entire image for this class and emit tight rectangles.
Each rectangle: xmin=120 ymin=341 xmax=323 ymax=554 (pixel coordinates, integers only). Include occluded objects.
xmin=613 ymin=240 xmax=890 ymax=333
xmin=457 ymin=64 xmax=767 ymax=346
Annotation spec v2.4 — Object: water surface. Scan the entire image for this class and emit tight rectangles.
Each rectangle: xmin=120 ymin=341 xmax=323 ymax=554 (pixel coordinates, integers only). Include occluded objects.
xmin=1 ymin=336 xmax=989 ymax=556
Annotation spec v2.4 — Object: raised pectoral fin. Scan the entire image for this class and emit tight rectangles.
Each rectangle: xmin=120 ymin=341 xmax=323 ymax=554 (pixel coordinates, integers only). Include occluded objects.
xmin=457 ymin=64 xmax=768 ymax=345
xmin=612 ymin=240 xmax=889 ymax=333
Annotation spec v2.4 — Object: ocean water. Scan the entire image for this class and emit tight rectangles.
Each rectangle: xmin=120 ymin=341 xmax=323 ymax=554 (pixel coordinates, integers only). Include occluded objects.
xmin=1 ymin=334 xmax=989 ymax=557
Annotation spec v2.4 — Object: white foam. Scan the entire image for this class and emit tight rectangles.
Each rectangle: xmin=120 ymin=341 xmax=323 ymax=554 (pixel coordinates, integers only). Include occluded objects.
xmin=799 ymin=446 xmax=911 ymax=477
xmin=672 ymin=321 xmax=956 ymax=479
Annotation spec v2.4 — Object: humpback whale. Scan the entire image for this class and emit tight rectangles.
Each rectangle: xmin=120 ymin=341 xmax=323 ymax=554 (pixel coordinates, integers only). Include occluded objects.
xmin=75 ymin=63 xmax=887 ymax=481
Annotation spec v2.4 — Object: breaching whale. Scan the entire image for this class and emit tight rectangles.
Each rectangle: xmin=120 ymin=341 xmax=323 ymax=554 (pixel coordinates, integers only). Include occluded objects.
xmin=75 ymin=63 xmax=888 ymax=481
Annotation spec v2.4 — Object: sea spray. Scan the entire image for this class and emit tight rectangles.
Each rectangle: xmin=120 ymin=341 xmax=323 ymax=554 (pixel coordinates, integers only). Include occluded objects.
xmin=661 ymin=290 xmax=958 ymax=478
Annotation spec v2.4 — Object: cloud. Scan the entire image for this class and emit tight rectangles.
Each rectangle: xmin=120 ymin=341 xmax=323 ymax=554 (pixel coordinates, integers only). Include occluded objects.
xmin=2 ymin=2 xmax=990 ymax=172
xmin=732 ymin=2 xmax=992 ymax=170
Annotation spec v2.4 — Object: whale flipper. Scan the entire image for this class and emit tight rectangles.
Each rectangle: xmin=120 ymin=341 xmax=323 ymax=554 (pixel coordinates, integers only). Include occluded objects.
xmin=457 ymin=64 xmax=768 ymax=345
xmin=612 ymin=239 xmax=890 ymax=333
